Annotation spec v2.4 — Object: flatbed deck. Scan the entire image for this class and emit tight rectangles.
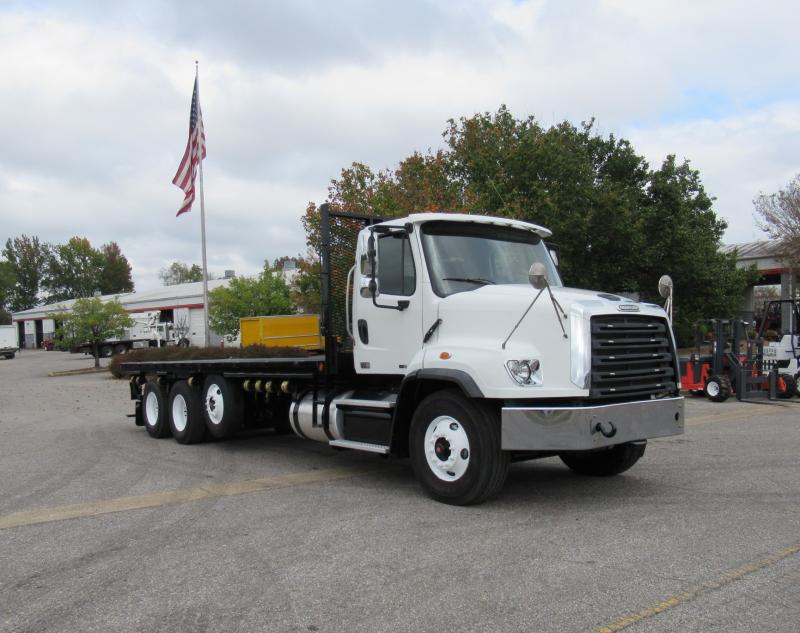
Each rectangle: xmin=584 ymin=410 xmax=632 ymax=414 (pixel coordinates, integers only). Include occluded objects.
xmin=119 ymin=355 xmax=327 ymax=380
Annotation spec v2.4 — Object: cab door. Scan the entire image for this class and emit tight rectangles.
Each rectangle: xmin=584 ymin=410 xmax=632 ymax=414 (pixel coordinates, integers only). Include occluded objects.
xmin=352 ymin=229 xmax=424 ymax=374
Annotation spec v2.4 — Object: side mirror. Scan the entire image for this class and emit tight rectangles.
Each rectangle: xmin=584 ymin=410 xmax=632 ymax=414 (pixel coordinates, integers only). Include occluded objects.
xmin=528 ymin=262 xmax=547 ymax=290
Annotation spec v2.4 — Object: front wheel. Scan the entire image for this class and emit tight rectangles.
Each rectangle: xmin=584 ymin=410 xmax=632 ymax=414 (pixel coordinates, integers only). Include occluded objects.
xmin=777 ymin=374 xmax=797 ymax=399
xmin=560 ymin=441 xmax=646 ymax=476
xmin=409 ymin=390 xmax=509 ymax=506
xmin=704 ymin=375 xmax=731 ymax=402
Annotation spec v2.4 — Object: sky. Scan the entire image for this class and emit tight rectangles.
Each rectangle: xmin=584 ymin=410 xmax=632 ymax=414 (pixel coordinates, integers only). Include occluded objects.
xmin=1 ymin=0 xmax=798 ymax=291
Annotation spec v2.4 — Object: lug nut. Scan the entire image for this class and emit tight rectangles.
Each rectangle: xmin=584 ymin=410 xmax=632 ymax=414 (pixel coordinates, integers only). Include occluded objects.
xmin=450 ymin=422 xmax=459 ymax=431
xmin=460 ymin=449 xmax=469 ymax=459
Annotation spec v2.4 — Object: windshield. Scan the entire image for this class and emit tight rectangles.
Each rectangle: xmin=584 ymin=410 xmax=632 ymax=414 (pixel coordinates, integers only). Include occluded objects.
xmin=420 ymin=221 xmax=562 ymax=297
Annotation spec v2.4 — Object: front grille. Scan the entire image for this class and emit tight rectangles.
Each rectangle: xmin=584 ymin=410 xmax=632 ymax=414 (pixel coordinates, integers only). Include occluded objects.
xmin=590 ymin=314 xmax=676 ymax=401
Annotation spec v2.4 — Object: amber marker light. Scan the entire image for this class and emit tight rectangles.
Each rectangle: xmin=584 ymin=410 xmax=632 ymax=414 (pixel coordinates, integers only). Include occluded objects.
xmin=439 ymin=352 xmax=451 ymax=360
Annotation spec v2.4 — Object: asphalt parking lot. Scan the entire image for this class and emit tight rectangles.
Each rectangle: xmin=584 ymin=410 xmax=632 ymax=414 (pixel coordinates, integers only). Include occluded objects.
xmin=0 ymin=350 xmax=798 ymax=632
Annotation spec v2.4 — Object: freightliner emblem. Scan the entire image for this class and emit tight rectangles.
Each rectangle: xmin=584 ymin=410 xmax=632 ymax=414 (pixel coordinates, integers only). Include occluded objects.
xmin=618 ymin=304 xmax=640 ymax=312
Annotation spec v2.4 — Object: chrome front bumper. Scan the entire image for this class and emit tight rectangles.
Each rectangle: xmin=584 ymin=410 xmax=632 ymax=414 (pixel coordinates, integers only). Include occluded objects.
xmin=501 ymin=396 xmax=684 ymax=451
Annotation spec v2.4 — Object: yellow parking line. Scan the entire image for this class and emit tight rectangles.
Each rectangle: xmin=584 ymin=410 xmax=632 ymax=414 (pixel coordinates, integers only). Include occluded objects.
xmin=0 ymin=466 xmax=371 ymax=531
xmin=596 ymin=543 xmax=800 ymax=632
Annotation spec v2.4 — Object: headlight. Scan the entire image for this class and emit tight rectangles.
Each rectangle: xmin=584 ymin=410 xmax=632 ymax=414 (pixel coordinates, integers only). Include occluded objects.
xmin=506 ymin=359 xmax=542 ymax=386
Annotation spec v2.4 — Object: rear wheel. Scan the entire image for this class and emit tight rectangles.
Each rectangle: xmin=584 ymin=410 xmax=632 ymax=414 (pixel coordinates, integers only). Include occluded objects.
xmin=143 ymin=380 xmax=171 ymax=438
xmin=113 ymin=343 xmax=127 ymax=355
xmin=409 ymin=390 xmax=508 ymax=506
xmin=202 ymin=375 xmax=244 ymax=440
xmin=3 ymin=352 xmax=14 ymax=359
xmin=560 ymin=441 xmax=646 ymax=476
xmin=100 ymin=344 xmax=113 ymax=358
xmin=704 ymin=375 xmax=731 ymax=402
xmin=169 ymin=381 xmax=206 ymax=444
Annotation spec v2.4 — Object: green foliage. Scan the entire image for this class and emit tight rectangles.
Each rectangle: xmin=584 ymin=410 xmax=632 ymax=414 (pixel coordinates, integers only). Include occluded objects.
xmin=208 ymin=264 xmax=293 ymax=337
xmin=0 ymin=260 xmax=16 ymax=319
xmin=272 ymin=253 xmax=322 ymax=314
xmin=43 ymin=237 xmax=106 ymax=302
xmin=159 ymin=261 xmax=205 ymax=285
xmin=293 ymin=254 xmax=321 ymax=313
xmin=2 ymin=235 xmax=133 ymax=308
xmin=107 ymin=344 xmax=310 ymax=378
xmin=2 ymin=235 xmax=50 ymax=311
xmin=99 ymin=242 xmax=134 ymax=294
xmin=304 ymin=105 xmax=752 ymax=344
xmin=58 ymin=297 xmax=133 ymax=368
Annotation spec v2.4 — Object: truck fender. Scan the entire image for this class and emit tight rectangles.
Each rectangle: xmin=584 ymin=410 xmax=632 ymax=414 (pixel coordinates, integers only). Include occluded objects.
xmin=390 ymin=369 xmax=484 ymax=457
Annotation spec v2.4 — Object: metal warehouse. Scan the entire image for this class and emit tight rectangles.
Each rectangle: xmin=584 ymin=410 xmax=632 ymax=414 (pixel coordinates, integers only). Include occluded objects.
xmin=11 ymin=279 xmax=231 ymax=349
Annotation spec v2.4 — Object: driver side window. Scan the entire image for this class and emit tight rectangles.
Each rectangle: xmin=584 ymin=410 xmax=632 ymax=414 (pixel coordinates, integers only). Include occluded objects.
xmin=377 ymin=234 xmax=416 ymax=296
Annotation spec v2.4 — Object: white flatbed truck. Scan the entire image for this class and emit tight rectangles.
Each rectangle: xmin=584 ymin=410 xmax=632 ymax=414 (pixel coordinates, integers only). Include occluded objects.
xmin=120 ymin=205 xmax=684 ymax=504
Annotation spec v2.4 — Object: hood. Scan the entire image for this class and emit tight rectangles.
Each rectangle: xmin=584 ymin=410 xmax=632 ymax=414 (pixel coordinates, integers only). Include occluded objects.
xmin=435 ymin=284 xmax=664 ymax=349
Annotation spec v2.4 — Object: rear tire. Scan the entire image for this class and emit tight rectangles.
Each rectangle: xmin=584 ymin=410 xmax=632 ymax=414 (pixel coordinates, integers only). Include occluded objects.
xmin=113 ymin=343 xmax=127 ymax=355
xmin=560 ymin=441 xmax=646 ymax=476
xmin=409 ymin=390 xmax=509 ymax=506
xmin=169 ymin=381 xmax=206 ymax=444
xmin=100 ymin=344 xmax=113 ymax=358
xmin=704 ymin=375 xmax=731 ymax=402
xmin=143 ymin=380 xmax=171 ymax=438
xmin=202 ymin=375 xmax=244 ymax=440
xmin=3 ymin=352 xmax=14 ymax=359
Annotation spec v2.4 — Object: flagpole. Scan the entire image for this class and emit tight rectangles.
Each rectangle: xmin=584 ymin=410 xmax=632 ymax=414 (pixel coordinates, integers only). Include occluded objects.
xmin=195 ymin=60 xmax=211 ymax=347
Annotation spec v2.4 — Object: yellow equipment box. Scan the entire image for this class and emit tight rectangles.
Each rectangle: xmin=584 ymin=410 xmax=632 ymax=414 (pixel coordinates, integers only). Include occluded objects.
xmin=240 ymin=314 xmax=322 ymax=350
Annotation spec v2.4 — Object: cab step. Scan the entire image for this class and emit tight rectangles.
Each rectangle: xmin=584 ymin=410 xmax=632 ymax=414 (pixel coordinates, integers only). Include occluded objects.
xmin=329 ymin=439 xmax=390 ymax=454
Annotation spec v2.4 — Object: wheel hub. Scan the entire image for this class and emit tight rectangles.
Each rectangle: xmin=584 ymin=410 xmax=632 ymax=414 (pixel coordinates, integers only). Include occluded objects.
xmin=145 ymin=391 xmax=159 ymax=427
xmin=205 ymin=385 xmax=224 ymax=425
xmin=424 ymin=415 xmax=470 ymax=482
xmin=172 ymin=394 xmax=188 ymax=432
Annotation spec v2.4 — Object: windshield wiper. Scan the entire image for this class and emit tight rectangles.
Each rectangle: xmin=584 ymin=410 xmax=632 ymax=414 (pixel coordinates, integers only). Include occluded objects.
xmin=442 ymin=277 xmax=496 ymax=285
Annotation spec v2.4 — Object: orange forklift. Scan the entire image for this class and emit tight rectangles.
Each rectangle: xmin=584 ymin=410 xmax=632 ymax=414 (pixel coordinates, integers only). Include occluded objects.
xmin=679 ymin=318 xmax=796 ymax=402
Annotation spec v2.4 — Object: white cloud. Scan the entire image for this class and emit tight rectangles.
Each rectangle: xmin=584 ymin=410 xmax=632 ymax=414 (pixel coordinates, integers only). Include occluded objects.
xmin=0 ymin=1 xmax=798 ymax=291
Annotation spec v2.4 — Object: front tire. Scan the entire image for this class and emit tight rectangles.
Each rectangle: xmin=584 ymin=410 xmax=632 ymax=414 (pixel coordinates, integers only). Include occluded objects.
xmin=560 ymin=441 xmax=646 ymax=476
xmin=143 ymin=380 xmax=171 ymax=438
xmin=777 ymin=374 xmax=797 ymax=399
xmin=169 ymin=381 xmax=206 ymax=444
xmin=202 ymin=375 xmax=244 ymax=440
xmin=704 ymin=374 xmax=731 ymax=402
xmin=409 ymin=390 xmax=508 ymax=506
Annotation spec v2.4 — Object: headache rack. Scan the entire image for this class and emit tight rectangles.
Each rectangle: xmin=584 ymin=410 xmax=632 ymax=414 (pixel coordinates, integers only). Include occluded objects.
xmin=590 ymin=314 xmax=677 ymax=401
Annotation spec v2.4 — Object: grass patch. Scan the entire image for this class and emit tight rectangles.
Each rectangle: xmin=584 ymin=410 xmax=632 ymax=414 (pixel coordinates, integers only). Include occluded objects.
xmin=108 ymin=344 xmax=310 ymax=378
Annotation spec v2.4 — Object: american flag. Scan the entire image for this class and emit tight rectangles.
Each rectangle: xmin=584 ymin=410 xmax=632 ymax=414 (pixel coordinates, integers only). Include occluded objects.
xmin=172 ymin=76 xmax=206 ymax=216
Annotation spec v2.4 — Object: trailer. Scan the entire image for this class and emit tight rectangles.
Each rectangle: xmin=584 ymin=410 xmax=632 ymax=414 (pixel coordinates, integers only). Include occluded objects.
xmin=0 ymin=324 xmax=19 ymax=359
xmin=73 ymin=311 xmax=190 ymax=357
xmin=120 ymin=205 xmax=684 ymax=505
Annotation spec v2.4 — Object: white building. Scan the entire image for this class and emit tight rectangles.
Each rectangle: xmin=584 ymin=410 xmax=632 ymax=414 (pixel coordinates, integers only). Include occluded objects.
xmin=11 ymin=279 xmax=231 ymax=349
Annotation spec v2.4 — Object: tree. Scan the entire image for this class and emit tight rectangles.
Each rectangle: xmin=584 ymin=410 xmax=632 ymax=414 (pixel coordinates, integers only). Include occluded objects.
xmin=58 ymin=297 xmax=132 ymax=368
xmin=2 ymin=235 xmax=50 ymax=311
xmin=273 ymin=252 xmax=321 ymax=314
xmin=302 ymin=105 xmax=752 ymax=344
xmin=159 ymin=261 xmax=205 ymax=285
xmin=0 ymin=261 xmax=16 ymax=324
xmin=208 ymin=264 xmax=293 ymax=338
xmin=43 ymin=237 xmax=106 ymax=302
xmin=754 ymin=173 xmax=800 ymax=270
xmin=99 ymin=242 xmax=134 ymax=294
